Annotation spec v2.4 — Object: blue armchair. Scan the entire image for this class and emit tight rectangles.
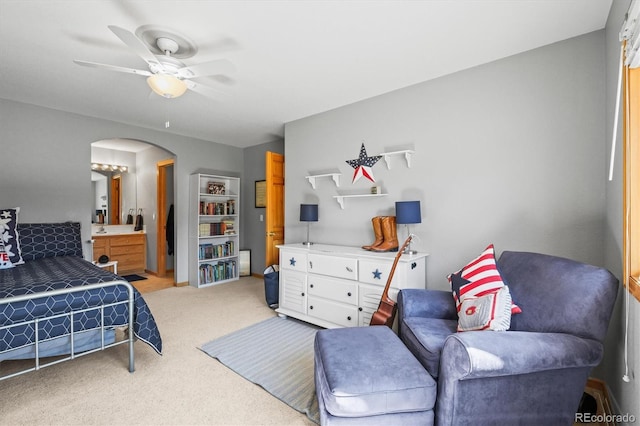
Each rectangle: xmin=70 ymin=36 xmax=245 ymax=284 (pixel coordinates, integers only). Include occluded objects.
xmin=398 ymin=250 xmax=619 ymax=426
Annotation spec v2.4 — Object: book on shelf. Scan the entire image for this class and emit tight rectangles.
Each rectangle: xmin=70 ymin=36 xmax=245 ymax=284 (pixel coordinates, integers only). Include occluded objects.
xmin=199 ymin=221 xmax=236 ymax=237
xmin=199 ymin=259 xmax=238 ymax=284
xmin=199 ymin=241 xmax=235 ymax=260
xmin=200 ymin=200 xmax=236 ymax=216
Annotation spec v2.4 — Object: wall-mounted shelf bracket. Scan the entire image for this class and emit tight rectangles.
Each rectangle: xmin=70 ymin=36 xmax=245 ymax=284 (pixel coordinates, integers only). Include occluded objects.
xmin=378 ymin=150 xmax=415 ymax=169
xmin=306 ymin=173 xmax=341 ymax=189
xmin=333 ymin=193 xmax=387 ymax=209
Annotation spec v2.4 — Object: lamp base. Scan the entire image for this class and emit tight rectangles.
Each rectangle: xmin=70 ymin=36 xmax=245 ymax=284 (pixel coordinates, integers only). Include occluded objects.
xmin=302 ymin=241 xmax=314 ymax=246
xmin=403 ymin=248 xmax=418 ymax=255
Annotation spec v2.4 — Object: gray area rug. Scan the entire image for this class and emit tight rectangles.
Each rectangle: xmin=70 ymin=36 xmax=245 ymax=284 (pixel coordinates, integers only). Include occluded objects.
xmin=200 ymin=316 xmax=321 ymax=424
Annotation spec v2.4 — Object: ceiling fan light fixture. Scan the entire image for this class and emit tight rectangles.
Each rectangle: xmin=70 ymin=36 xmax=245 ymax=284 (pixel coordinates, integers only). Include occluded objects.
xmin=147 ymin=74 xmax=187 ymax=98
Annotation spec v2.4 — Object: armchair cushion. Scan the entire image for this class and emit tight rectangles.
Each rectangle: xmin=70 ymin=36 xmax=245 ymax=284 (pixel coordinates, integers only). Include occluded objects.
xmin=401 ymin=317 xmax=457 ymax=378
xmin=499 ymin=251 xmax=618 ymax=342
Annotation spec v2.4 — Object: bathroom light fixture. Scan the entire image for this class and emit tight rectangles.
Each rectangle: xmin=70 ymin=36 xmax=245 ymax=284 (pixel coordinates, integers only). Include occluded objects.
xmin=300 ymin=204 xmax=319 ymax=246
xmin=395 ymin=201 xmax=421 ymax=254
xmin=91 ymin=163 xmax=128 ymax=173
xmin=147 ymin=74 xmax=188 ymax=98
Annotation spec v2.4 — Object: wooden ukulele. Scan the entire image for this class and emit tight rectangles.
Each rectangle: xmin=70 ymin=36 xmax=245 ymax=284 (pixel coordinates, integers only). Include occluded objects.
xmin=369 ymin=235 xmax=413 ymax=327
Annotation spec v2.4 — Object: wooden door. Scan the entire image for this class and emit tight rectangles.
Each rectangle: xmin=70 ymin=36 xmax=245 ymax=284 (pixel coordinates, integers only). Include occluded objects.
xmin=110 ymin=175 xmax=121 ymax=224
xmin=156 ymin=159 xmax=175 ymax=279
xmin=265 ymin=152 xmax=284 ymax=267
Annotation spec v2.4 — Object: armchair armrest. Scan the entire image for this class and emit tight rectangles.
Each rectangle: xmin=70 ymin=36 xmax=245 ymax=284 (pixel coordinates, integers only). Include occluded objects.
xmin=440 ymin=330 xmax=603 ymax=381
xmin=398 ymin=289 xmax=457 ymax=321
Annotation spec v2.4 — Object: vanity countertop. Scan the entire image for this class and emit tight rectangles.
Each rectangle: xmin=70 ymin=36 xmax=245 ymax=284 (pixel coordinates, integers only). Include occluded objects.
xmin=91 ymin=225 xmax=146 ymax=236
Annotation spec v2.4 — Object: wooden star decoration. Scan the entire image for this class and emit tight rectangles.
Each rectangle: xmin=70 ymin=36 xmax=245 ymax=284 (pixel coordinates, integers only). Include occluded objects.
xmin=346 ymin=143 xmax=381 ymax=183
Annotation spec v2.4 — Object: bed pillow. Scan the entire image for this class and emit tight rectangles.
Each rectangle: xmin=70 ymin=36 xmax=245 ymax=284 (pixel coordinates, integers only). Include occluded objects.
xmin=448 ymin=244 xmax=521 ymax=315
xmin=17 ymin=222 xmax=83 ymax=261
xmin=0 ymin=207 xmax=24 ymax=265
xmin=457 ymin=286 xmax=512 ymax=331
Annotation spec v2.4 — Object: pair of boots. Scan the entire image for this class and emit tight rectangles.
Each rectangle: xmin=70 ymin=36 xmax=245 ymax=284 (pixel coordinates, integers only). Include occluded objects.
xmin=362 ymin=216 xmax=398 ymax=252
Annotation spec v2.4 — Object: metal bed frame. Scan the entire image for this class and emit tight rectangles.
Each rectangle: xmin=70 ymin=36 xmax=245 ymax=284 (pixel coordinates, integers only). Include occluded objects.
xmin=0 ymin=280 xmax=135 ymax=381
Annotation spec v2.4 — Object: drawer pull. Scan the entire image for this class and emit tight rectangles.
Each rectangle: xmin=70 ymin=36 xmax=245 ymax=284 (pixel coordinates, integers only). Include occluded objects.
xmin=358 ymin=307 xmax=363 ymax=311
xmin=411 ymin=262 xmax=417 ymax=270
xmin=347 ymin=292 xmax=352 ymax=297
xmin=301 ymin=292 xmax=305 ymax=297
xmin=347 ymin=316 xmax=352 ymax=321
xmin=310 ymin=284 xmax=314 ymax=288
xmin=346 ymin=266 xmax=353 ymax=272
xmin=309 ymin=261 xmax=313 ymax=269
xmin=309 ymin=305 xmax=314 ymax=310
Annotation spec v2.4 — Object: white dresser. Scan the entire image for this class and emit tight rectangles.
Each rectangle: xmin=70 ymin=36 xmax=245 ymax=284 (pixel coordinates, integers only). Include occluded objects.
xmin=276 ymin=244 xmax=428 ymax=329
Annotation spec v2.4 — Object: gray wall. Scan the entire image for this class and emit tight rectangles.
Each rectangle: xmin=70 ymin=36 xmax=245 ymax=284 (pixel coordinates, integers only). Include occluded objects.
xmin=285 ymin=31 xmax=606 ymax=291
xmin=603 ymin=0 xmax=640 ymax=418
xmin=0 ymin=98 xmax=243 ymax=285
xmin=242 ymin=140 xmax=285 ymax=275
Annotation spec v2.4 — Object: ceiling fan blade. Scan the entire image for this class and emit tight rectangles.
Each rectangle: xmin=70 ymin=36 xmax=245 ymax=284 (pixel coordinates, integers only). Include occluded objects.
xmin=184 ymin=79 xmax=225 ymax=99
xmin=74 ymin=59 xmax=152 ymax=76
xmin=108 ymin=25 xmax=162 ymax=69
xmin=177 ymin=59 xmax=235 ymax=79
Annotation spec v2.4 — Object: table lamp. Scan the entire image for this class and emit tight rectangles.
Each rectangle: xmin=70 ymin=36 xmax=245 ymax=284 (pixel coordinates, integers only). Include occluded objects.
xmin=395 ymin=201 xmax=421 ymax=254
xmin=300 ymin=204 xmax=319 ymax=246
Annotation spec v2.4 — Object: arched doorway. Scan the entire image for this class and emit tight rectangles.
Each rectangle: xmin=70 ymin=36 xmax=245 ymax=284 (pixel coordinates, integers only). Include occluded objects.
xmin=91 ymin=138 xmax=176 ymax=286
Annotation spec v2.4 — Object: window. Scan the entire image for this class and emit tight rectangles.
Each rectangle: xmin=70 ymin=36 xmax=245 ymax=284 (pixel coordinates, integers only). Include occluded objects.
xmin=623 ymin=54 xmax=640 ymax=302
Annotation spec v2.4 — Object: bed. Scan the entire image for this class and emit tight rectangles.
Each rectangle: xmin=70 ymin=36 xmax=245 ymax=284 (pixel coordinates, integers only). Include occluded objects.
xmin=0 ymin=220 xmax=162 ymax=380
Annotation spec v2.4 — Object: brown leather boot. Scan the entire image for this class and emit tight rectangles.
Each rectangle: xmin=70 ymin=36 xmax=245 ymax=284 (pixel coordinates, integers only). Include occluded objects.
xmin=371 ymin=216 xmax=399 ymax=252
xmin=362 ymin=216 xmax=384 ymax=250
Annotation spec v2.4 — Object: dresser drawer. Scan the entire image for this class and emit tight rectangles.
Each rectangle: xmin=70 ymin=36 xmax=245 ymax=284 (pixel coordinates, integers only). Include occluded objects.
xmin=358 ymin=259 xmax=406 ymax=286
xmin=110 ymin=234 xmax=145 ymax=246
xmin=280 ymin=250 xmax=308 ymax=273
xmin=308 ymin=254 xmax=358 ymax=280
xmin=307 ymin=296 xmax=358 ymax=328
xmin=114 ymin=253 xmax=145 ymax=271
xmin=92 ymin=238 xmax=107 ymax=250
xmin=308 ymin=275 xmax=357 ymax=305
xmin=110 ymin=244 xmax=145 ymax=256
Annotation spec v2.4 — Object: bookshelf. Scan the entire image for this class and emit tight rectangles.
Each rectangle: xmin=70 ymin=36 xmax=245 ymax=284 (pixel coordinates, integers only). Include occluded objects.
xmin=189 ymin=173 xmax=240 ymax=287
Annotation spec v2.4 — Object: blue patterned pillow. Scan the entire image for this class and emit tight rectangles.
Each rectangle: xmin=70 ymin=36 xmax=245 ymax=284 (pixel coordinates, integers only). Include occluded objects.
xmin=0 ymin=207 xmax=24 ymax=265
xmin=17 ymin=222 xmax=83 ymax=261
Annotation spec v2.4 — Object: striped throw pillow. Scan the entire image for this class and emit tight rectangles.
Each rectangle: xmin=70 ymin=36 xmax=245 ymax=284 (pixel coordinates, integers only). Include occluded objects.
xmin=449 ymin=244 xmax=521 ymax=315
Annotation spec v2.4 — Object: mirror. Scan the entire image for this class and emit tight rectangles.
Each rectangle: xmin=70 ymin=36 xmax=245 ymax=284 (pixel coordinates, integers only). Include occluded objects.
xmin=91 ymin=169 xmax=136 ymax=225
xmin=91 ymin=140 xmax=140 ymax=225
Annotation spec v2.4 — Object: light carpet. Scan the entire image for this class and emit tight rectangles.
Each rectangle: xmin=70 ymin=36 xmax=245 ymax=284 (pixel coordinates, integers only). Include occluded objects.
xmin=200 ymin=316 xmax=321 ymax=424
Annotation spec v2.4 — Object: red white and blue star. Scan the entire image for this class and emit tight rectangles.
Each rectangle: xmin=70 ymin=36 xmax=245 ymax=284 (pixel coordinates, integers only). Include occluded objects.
xmin=346 ymin=143 xmax=381 ymax=183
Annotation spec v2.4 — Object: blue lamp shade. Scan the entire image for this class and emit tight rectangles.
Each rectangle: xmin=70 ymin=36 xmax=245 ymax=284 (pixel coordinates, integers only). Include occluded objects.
xmin=395 ymin=201 xmax=421 ymax=224
xmin=300 ymin=204 xmax=319 ymax=222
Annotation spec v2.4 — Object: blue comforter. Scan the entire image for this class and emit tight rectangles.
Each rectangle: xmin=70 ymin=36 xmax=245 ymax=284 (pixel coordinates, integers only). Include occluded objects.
xmin=0 ymin=256 xmax=162 ymax=355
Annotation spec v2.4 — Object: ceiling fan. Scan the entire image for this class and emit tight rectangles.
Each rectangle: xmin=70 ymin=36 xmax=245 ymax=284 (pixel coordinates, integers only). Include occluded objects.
xmin=74 ymin=25 xmax=235 ymax=99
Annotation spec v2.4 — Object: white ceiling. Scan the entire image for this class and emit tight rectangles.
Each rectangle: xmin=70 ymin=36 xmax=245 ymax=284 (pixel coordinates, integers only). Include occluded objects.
xmin=0 ymin=0 xmax=612 ymax=149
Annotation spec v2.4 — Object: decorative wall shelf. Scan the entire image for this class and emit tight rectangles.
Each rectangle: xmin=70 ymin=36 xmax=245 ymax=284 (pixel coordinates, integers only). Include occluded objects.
xmin=333 ymin=193 xmax=387 ymax=209
xmin=378 ymin=150 xmax=415 ymax=169
xmin=306 ymin=173 xmax=341 ymax=189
